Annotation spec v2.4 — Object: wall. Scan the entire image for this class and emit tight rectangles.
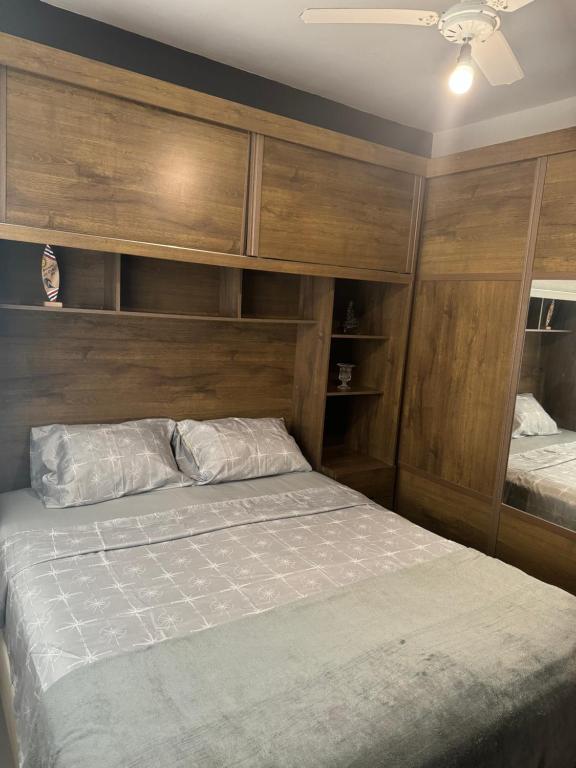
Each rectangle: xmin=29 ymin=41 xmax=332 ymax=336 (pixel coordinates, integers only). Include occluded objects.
xmin=432 ymin=95 xmax=576 ymax=157
xmin=0 ymin=0 xmax=431 ymax=156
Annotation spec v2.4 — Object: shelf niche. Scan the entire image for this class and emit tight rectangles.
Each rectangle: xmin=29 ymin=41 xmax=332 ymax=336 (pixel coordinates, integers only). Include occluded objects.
xmin=0 ymin=240 xmax=119 ymax=311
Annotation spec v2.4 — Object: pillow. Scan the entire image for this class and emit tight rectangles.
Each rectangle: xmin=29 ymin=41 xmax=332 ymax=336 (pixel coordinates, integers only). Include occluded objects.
xmin=30 ymin=419 xmax=191 ymax=508
xmin=173 ymin=417 xmax=311 ymax=485
xmin=512 ymin=394 xmax=560 ymax=438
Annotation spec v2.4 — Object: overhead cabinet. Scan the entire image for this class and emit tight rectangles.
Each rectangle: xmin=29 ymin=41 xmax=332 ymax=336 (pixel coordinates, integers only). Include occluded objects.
xmin=5 ymin=71 xmax=250 ymax=254
xmin=534 ymin=150 xmax=576 ymax=273
xmin=254 ymin=137 xmax=417 ymax=273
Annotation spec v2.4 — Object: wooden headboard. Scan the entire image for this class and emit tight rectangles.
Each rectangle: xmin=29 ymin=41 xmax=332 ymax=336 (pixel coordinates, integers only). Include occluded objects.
xmin=0 ymin=242 xmax=319 ymax=493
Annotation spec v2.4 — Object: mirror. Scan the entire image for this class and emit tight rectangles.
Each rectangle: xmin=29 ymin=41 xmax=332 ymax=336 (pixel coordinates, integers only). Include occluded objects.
xmin=504 ymin=280 xmax=576 ymax=532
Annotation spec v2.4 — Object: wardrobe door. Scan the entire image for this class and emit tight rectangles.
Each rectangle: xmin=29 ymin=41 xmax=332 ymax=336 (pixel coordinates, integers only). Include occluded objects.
xmin=534 ymin=150 xmax=576 ymax=273
xmin=257 ymin=137 xmax=416 ymax=273
xmin=6 ymin=71 xmax=250 ymax=254
xmin=397 ymin=160 xmax=537 ymax=551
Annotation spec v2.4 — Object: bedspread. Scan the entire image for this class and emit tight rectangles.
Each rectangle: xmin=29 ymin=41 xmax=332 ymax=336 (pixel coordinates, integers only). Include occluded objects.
xmin=507 ymin=441 xmax=576 ymax=530
xmin=0 ymin=481 xmax=459 ymax=763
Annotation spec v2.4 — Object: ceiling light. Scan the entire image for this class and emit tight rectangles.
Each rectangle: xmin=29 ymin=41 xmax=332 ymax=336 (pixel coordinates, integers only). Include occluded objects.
xmin=449 ymin=42 xmax=475 ymax=94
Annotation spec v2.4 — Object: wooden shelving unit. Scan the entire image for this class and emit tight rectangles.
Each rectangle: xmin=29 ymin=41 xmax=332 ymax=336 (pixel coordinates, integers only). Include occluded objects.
xmin=0 ymin=239 xmax=413 ymax=509
xmin=326 ymin=385 xmax=382 ymax=397
xmin=0 ymin=243 xmax=316 ymax=326
xmin=316 ymin=278 xmax=412 ymax=507
xmin=0 ymin=304 xmax=315 ymax=325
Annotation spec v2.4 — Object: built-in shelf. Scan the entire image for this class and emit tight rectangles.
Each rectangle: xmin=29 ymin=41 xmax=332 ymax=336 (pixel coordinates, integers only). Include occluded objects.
xmin=326 ymin=385 xmax=383 ymax=397
xmin=331 ymin=333 xmax=388 ymax=340
xmin=322 ymin=447 xmax=392 ymax=477
xmin=0 ymin=304 xmax=316 ymax=325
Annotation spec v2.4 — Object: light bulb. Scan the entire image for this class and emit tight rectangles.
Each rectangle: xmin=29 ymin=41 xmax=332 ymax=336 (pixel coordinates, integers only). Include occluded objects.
xmin=449 ymin=62 xmax=475 ymax=94
xmin=449 ymin=42 xmax=475 ymax=95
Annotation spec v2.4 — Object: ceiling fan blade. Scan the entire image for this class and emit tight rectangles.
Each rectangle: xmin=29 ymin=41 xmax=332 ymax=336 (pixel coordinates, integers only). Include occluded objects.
xmin=300 ymin=8 xmax=439 ymax=26
xmin=485 ymin=0 xmax=534 ymax=12
xmin=471 ymin=31 xmax=524 ymax=85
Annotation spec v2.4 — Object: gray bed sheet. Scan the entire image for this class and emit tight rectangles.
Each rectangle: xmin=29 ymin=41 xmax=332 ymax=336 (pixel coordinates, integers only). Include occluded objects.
xmin=507 ymin=430 xmax=576 ymax=531
xmin=0 ymin=471 xmax=336 ymax=538
xmin=508 ymin=428 xmax=576 ymax=455
xmin=0 ymin=472 xmax=460 ymax=765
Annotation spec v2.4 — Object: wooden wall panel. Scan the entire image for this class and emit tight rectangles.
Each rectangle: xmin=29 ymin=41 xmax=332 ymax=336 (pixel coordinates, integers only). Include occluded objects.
xmin=534 ymin=151 xmax=576 ymax=274
xmin=121 ymin=256 xmax=223 ymax=316
xmin=0 ymin=310 xmax=296 ymax=492
xmin=400 ymin=279 xmax=521 ymax=497
xmin=258 ymin=137 xmax=415 ymax=273
xmin=496 ymin=505 xmax=576 ymax=595
xmin=396 ymin=469 xmax=493 ymax=552
xmin=6 ymin=71 xmax=249 ymax=254
xmin=518 ymin=333 xmax=543 ymax=400
xmin=419 ymin=161 xmax=536 ymax=276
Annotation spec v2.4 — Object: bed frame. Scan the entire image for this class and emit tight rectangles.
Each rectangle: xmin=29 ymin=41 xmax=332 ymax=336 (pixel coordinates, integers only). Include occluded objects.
xmin=0 ymin=632 xmax=18 ymax=765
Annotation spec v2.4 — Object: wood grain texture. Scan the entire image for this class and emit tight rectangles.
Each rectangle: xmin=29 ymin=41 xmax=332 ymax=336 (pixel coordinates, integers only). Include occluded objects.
xmin=291 ymin=277 xmax=334 ymax=468
xmin=241 ymin=270 xmax=303 ymax=319
xmin=6 ymin=71 xmax=249 ymax=254
xmin=534 ymin=151 xmax=576 ymax=273
xmin=496 ymin=505 xmax=576 ymax=595
xmin=400 ymin=279 xmax=522 ymax=496
xmin=396 ymin=467 xmax=493 ymax=552
xmin=0 ymin=65 xmax=6 ymax=223
xmin=322 ymin=448 xmax=395 ymax=508
xmin=0 ymin=33 xmax=427 ymax=176
xmin=0 ymin=223 xmax=411 ymax=284
xmin=121 ymin=256 xmax=223 ymax=317
xmin=538 ymin=302 xmax=576 ymax=431
xmin=0 ymin=309 xmax=296 ymax=493
xmin=259 ymin=138 xmax=415 ymax=273
xmin=518 ymin=333 xmax=543 ymax=399
xmin=428 ymin=127 xmax=576 ymax=178
xmin=419 ymin=161 xmax=536 ymax=276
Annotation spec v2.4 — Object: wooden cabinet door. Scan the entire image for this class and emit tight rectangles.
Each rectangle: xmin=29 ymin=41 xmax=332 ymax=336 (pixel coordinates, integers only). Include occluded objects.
xmin=6 ymin=71 xmax=250 ymax=254
xmin=400 ymin=278 xmax=522 ymax=496
xmin=534 ymin=150 xmax=576 ymax=273
xmin=397 ymin=160 xmax=537 ymax=550
xmin=257 ymin=137 xmax=416 ymax=273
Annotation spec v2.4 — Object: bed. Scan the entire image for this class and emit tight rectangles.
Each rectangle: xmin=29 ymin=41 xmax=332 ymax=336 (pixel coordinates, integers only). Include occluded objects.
xmin=1 ymin=471 xmax=576 ymax=768
xmin=506 ymin=429 xmax=576 ymax=531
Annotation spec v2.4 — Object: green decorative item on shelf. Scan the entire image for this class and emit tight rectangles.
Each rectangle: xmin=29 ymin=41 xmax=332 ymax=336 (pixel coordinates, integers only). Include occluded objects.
xmin=342 ymin=300 xmax=359 ymax=334
xmin=41 ymin=244 xmax=63 ymax=308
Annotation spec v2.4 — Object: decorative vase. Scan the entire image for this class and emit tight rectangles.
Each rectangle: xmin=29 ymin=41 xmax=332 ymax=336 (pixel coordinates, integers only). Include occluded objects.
xmin=337 ymin=363 xmax=355 ymax=390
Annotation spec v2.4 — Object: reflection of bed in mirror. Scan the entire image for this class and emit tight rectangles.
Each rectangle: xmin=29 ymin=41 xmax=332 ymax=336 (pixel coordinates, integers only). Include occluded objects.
xmin=506 ymin=278 xmax=576 ymax=533
xmin=506 ymin=430 xmax=576 ymax=532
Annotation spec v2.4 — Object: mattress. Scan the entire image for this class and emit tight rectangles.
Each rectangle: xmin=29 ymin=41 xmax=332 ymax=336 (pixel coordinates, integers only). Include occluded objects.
xmin=2 ymin=472 xmax=576 ymax=768
xmin=507 ymin=430 xmax=576 ymax=531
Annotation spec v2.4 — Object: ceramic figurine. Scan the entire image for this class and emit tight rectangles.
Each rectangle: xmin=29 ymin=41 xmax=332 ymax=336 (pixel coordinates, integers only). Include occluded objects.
xmin=42 ymin=244 xmax=62 ymax=308
xmin=544 ymin=299 xmax=555 ymax=331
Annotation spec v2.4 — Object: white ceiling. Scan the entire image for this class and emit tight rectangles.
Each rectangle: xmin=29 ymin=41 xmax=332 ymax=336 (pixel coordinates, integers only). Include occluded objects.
xmin=43 ymin=0 xmax=576 ymax=133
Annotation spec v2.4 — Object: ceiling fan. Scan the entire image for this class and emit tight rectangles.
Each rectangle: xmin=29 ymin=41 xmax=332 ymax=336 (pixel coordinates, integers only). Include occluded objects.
xmin=301 ymin=0 xmax=534 ymax=94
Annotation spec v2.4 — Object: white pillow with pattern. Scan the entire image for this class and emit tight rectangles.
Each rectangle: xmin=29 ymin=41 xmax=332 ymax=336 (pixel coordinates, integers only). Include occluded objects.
xmin=173 ymin=417 xmax=311 ymax=484
xmin=512 ymin=394 xmax=560 ymax=438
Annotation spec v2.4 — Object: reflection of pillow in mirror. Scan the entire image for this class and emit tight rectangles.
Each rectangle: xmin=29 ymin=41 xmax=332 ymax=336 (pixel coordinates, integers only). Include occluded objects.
xmin=512 ymin=393 xmax=560 ymax=438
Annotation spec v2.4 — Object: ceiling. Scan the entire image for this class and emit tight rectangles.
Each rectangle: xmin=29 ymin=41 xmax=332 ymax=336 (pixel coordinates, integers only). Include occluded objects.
xmin=42 ymin=0 xmax=576 ymax=133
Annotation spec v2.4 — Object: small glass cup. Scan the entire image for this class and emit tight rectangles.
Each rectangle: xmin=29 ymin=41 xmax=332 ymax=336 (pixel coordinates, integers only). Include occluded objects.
xmin=337 ymin=363 xmax=355 ymax=390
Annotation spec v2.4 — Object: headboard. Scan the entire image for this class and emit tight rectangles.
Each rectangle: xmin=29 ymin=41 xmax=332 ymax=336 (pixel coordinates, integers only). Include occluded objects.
xmin=0 ymin=242 xmax=314 ymax=492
